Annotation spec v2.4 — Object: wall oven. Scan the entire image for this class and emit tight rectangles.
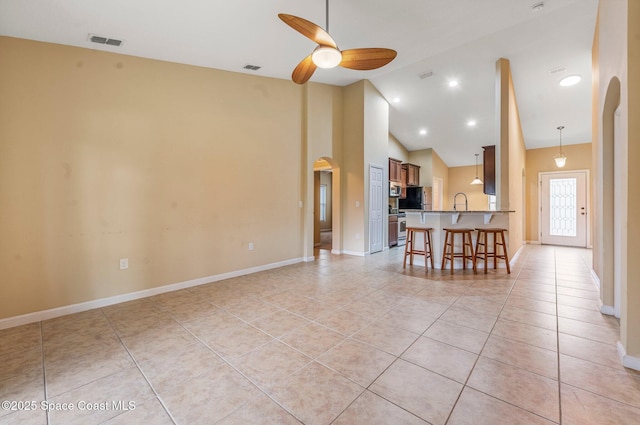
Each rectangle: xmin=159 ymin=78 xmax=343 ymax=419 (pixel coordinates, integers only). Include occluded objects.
xmin=397 ymin=213 xmax=407 ymax=246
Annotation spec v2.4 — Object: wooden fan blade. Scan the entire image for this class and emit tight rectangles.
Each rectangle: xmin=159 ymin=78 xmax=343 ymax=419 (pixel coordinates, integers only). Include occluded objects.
xmin=339 ymin=48 xmax=397 ymax=70
xmin=278 ymin=14 xmax=337 ymax=48
xmin=292 ymin=55 xmax=317 ymax=84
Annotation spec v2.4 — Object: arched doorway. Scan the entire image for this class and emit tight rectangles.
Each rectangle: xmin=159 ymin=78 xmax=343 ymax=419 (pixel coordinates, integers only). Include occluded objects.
xmin=313 ymin=157 xmax=341 ymax=256
xmin=600 ymin=76 xmax=621 ymax=315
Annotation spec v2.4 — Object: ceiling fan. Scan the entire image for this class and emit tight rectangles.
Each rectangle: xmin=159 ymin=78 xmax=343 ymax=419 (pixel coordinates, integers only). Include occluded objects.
xmin=278 ymin=0 xmax=397 ymax=84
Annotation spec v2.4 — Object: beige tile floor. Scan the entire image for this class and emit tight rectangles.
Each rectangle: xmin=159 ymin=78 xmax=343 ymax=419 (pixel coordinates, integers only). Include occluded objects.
xmin=1 ymin=245 xmax=640 ymax=424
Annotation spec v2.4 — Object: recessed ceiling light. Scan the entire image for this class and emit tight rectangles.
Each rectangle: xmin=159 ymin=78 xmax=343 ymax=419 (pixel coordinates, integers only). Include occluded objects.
xmin=467 ymin=120 xmax=477 ymax=127
xmin=419 ymin=129 xmax=427 ymax=136
xmin=392 ymin=97 xmax=400 ymax=103
xmin=559 ymin=75 xmax=581 ymax=86
xmin=448 ymin=80 xmax=459 ymax=87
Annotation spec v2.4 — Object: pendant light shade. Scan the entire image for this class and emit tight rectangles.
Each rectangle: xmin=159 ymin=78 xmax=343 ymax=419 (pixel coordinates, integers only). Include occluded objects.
xmin=471 ymin=153 xmax=483 ymax=185
xmin=554 ymin=126 xmax=567 ymax=168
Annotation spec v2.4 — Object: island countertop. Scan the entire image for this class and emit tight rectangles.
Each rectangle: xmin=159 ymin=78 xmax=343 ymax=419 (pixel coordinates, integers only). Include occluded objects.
xmin=401 ymin=210 xmax=515 ymax=213
xmin=400 ymin=210 xmax=514 ymax=269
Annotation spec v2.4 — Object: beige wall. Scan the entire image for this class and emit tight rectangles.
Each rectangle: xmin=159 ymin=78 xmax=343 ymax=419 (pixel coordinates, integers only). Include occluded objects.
xmin=388 ymin=134 xmax=409 ymax=162
xmin=363 ymin=81 xmax=391 ymax=251
xmin=408 ymin=149 xmax=433 ymax=187
xmin=0 ymin=37 xmax=395 ymax=320
xmin=594 ymin=0 xmax=640 ymax=365
xmin=626 ymin=0 xmax=640 ymax=359
xmin=306 ymin=83 xmax=344 ymax=257
xmin=525 ymin=143 xmax=592 ymax=243
xmin=342 ymin=81 xmax=366 ymax=254
xmin=447 ymin=166 xmax=488 ymax=211
xmin=431 ymin=150 xmax=449 ymax=210
xmin=0 ymin=37 xmax=307 ymax=319
xmin=496 ymin=58 xmax=526 ymax=260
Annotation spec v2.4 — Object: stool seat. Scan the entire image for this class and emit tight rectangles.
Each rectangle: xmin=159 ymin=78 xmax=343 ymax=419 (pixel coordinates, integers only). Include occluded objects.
xmin=403 ymin=227 xmax=434 ymax=271
xmin=441 ymin=228 xmax=476 ymax=272
xmin=474 ymin=228 xmax=510 ymax=273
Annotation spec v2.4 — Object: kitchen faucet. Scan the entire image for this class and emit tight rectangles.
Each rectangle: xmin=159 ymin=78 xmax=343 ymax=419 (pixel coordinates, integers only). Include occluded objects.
xmin=453 ymin=192 xmax=468 ymax=211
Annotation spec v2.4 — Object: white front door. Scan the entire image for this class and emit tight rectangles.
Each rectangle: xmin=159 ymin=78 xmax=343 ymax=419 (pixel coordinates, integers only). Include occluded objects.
xmin=369 ymin=165 xmax=384 ymax=253
xmin=540 ymin=171 xmax=588 ymax=247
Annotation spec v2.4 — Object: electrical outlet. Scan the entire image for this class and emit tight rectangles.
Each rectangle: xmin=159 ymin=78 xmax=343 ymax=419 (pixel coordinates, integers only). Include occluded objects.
xmin=119 ymin=258 xmax=129 ymax=270
xmin=355 ymin=201 xmax=360 ymax=208
xmin=248 ymin=242 xmax=254 ymax=251
xmin=355 ymin=233 xmax=360 ymax=240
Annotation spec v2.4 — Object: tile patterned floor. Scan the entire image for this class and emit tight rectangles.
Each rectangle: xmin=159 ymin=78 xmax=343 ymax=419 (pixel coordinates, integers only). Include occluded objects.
xmin=1 ymin=245 xmax=640 ymax=424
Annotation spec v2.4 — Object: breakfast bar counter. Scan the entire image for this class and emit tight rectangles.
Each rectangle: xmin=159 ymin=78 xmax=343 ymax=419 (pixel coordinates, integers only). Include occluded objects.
xmin=401 ymin=210 xmax=515 ymax=269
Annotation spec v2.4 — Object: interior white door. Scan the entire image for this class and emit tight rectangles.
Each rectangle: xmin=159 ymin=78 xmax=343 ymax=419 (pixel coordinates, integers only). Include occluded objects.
xmin=540 ymin=171 xmax=588 ymax=247
xmin=369 ymin=165 xmax=384 ymax=253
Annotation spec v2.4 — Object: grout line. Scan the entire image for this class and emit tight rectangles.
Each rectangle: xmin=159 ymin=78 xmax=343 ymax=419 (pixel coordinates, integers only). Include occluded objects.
xmin=442 ymin=249 xmax=528 ymax=424
xmin=555 ymin=247 xmax=564 ymax=425
xmin=99 ymin=308 xmax=179 ymax=425
xmin=39 ymin=321 xmax=50 ymax=425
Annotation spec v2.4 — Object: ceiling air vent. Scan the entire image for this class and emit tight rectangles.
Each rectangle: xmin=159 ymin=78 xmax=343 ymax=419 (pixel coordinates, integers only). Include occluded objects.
xmin=548 ymin=65 xmax=567 ymax=75
xmin=243 ymin=64 xmax=261 ymax=71
xmin=88 ymin=34 xmax=124 ymax=47
xmin=418 ymin=70 xmax=434 ymax=80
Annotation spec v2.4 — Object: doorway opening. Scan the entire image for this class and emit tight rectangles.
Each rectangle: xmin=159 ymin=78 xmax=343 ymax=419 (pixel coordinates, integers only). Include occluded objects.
xmin=600 ymin=76 xmax=622 ymax=316
xmin=314 ymin=158 xmax=336 ymax=255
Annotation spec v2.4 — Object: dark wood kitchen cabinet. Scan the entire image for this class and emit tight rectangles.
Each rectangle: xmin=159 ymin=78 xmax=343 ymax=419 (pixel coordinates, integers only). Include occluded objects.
xmin=402 ymin=163 xmax=420 ymax=186
xmin=400 ymin=166 xmax=407 ymax=199
xmin=389 ymin=158 xmax=402 ymax=182
xmin=483 ymin=145 xmax=496 ymax=196
xmin=389 ymin=215 xmax=398 ymax=247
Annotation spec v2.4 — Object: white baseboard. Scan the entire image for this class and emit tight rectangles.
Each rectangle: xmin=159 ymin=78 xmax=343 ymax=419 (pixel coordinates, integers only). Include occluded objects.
xmin=0 ymin=257 xmax=304 ymax=331
xmin=591 ymin=269 xmax=601 ymax=290
xmin=330 ymin=249 xmax=342 ymax=255
xmin=342 ymin=250 xmax=366 ymax=257
xmin=617 ymin=341 xmax=640 ymax=371
xmin=510 ymin=244 xmax=524 ymax=265
xmin=303 ymin=256 xmax=315 ymax=262
xmin=600 ymin=304 xmax=616 ymax=316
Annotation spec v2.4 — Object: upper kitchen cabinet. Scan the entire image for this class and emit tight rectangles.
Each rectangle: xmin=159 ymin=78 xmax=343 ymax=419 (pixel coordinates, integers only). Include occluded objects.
xmin=402 ymin=163 xmax=420 ymax=187
xmin=482 ymin=145 xmax=496 ymax=196
xmin=389 ymin=158 xmax=402 ymax=182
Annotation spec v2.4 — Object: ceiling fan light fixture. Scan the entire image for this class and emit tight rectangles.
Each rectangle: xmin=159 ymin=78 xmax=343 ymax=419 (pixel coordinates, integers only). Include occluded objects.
xmin=312 ymin=46 xmax=342 ymax=68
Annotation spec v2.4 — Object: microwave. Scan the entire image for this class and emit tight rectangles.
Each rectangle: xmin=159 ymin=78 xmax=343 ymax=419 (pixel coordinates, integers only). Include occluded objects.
xmin=389 ymin=182 xmax=401 ymax=197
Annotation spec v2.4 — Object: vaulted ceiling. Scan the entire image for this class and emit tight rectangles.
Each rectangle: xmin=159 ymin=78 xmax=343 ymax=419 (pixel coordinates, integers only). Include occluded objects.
xmin=0 ymin=0 xmax=598 ymax=166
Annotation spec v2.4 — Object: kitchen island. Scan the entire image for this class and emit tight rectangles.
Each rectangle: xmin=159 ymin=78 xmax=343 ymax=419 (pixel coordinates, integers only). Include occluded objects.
xmin=402 ymin=210 xmax=515 ymax=269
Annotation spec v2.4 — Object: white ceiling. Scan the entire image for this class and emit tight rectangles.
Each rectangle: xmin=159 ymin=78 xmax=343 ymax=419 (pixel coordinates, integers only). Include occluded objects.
xmin=0 ymin=0 xmax=598 ymax=167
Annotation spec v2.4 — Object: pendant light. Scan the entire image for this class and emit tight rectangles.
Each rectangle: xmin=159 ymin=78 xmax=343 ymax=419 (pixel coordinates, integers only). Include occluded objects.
xmin=471 ymin=153 xmax=483 ymax=185
xmin=554 ymin=125 xmax=567 ymax=168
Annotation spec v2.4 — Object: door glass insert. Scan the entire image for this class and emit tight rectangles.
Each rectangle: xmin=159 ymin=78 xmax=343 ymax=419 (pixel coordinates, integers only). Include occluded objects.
xmin=549 ymin=177 xmax=577 ymax=237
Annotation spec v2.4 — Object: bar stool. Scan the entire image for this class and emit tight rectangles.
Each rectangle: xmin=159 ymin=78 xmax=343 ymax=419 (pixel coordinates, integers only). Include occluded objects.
xmin=474 ymin=228 xmax=510 ymax=273
xmin=441 ymin=228 xmax=476 ymax=272
xmin=403 ymin=227 xmax=435 ymax=271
